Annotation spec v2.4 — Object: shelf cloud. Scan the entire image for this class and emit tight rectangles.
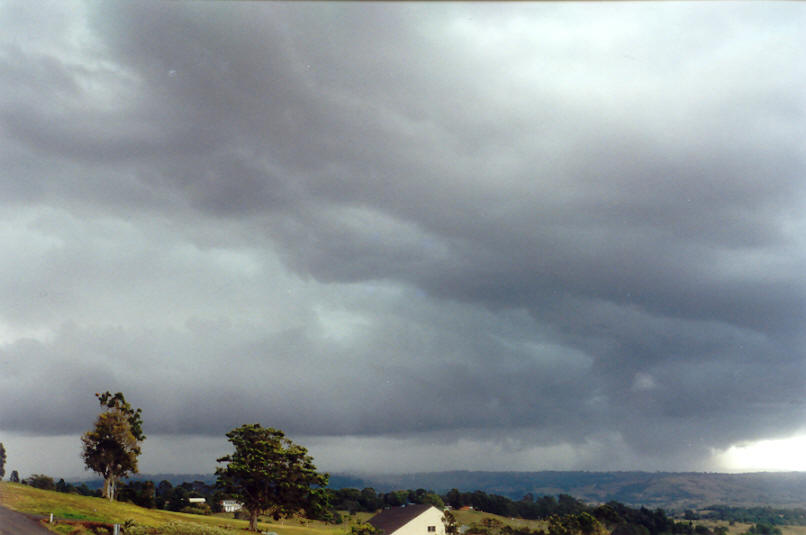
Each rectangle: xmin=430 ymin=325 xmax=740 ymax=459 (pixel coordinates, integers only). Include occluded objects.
xmin=1 ymin=1 xmax=805 ymax=477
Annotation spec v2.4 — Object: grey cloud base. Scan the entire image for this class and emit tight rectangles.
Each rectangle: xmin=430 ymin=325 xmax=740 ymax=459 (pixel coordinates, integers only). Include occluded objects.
xmin=1 ymin=1 xmax=806 ymax=476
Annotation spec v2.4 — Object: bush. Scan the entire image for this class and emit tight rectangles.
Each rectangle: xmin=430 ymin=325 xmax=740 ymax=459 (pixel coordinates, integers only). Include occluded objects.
xmin=25 ymin=474 xmax=56 ymax=490
xmin=180 ymin=503 xmax=212 ymax=515
xmin=744 ymin=525 xmax=782 ymax=535
xmin=43 ymin=519 xmax=114 ymax=535
xmin=611 ymin=525 xmax=650 ymax=535
xmin=125 ymin=522 xmax=234 ymax=535
xmin=351 ymin=523 xmax=384 ymax=535
xmin=81 ymin=521 xmax=115 ymax=535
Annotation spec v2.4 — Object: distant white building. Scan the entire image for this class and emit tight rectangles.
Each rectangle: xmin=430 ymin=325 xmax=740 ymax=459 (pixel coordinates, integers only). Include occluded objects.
xmin=188 ymin=497 xmax=206 ymax=504
xmin=221 ymin=499 xmax=243 ymax=512
xmin=368 ymin=505 xmax=446 ymax=535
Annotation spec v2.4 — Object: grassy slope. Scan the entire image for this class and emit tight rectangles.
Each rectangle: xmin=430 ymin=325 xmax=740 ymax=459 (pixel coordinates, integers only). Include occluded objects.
xmin=4 ymin=482 xmax=806 ymax=535
xmin=451 ymin=509 xmax=549 ymax=531
xmin=0 ymin=481 xmax=339 ymax=534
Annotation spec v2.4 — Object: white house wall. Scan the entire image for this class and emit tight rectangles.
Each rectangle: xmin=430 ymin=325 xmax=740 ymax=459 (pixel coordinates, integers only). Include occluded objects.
xmin=392 ymin=507 xmax=446 ymax=535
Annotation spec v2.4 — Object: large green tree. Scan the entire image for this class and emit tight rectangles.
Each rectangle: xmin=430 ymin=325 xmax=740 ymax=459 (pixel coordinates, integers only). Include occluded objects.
xmin=81 ymin=391 xmax=145 ymax=501
xmin=216 ymin=424 xmax=329 ymax=532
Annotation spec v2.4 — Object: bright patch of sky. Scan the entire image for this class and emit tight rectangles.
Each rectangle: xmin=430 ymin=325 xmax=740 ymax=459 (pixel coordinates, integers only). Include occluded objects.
xmin=715 ymin=434 xmax=806 ymax=472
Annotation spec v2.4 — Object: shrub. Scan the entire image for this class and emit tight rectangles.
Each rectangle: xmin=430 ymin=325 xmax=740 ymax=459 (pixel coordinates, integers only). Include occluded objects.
xmin=351 ymin=523 xmax=384 ymax=535
xmin=180 ymin=503 xmax=212 ymax=515
xmin=42 ymin=519 xmax=114 ymax=535
xmin=125 ymin=522 xmax=234 ymax=535
xmin=744 ymin=525 xmax=782 ymax=535
xmin=25 ymin=474 xmax=56 ymax=490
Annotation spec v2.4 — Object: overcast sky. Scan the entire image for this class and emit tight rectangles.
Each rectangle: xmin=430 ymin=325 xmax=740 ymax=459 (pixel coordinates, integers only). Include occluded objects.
xmin=2 ymin=1 xmax=806 ymax=480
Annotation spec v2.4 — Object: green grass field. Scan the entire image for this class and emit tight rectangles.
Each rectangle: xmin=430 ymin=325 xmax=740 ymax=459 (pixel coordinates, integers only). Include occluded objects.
xmin=450 ymin=508 xmax=549 ymax=531
xmin=0 ymin=481 xmax=344 ymax=535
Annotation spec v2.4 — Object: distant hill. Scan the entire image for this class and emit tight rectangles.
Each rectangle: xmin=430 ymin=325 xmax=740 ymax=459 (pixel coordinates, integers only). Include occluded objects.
xmin=328 ymin=471 xmax=806 ymax=509
xmin=73 ymin=471 xmax=806 ymax=509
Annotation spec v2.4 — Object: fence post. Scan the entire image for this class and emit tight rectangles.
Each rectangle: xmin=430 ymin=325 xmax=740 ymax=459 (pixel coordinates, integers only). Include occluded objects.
xmin=113 ymin=523 xmax=120 ymax=535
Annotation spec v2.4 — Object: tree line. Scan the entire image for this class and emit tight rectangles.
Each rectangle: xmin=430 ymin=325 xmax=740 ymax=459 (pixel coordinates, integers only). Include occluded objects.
xmin=15 ymin=472 xmax=233 ymax=511
xmin=333 ymin=487 xmax=785 ymax=535
xmin=699 ymin=505 xmax=806 ymax=526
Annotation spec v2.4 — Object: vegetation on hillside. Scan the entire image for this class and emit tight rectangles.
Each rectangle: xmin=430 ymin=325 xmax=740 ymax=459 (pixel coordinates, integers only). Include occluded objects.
xmin=326 ymin=472 xmax=806 ymax=509
xmin=0 ymin=481 xmax=336 ymax=535
xmin=701 ymin=507 xmax=806 ymax=527
xmin=10 ymin=479 xmax=806 ymax=535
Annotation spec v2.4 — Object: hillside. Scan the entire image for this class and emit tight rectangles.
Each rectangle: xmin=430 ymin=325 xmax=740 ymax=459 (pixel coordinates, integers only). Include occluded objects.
xmin=72 ymin=471 xmax=806 ymax=510
xmin=0 ymin=481 xmax=336 ymax=535
xmin=327 ymin=471 xmax=806 ymax=509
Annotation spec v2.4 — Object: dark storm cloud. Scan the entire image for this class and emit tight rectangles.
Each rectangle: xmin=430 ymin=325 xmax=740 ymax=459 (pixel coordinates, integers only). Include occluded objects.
xmin=2 ymin=298 xmax=595 ymax=438
xmin=2 ymin=1 xmax=806 ymax=474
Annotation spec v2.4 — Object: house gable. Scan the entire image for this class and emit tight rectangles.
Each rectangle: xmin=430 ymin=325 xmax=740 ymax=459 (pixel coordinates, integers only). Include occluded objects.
xmin=368 ymin=505 xmax=446 ymax=535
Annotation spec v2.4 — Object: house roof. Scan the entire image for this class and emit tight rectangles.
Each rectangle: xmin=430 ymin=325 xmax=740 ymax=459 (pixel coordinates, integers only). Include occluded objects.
xmin=368 ymin=504 xmax=436 ymax=535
